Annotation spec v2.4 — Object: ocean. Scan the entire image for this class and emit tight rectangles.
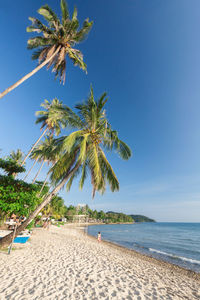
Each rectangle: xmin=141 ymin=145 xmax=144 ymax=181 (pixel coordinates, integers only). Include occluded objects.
xmin=87 ymin=222 xmax=200 ymax=273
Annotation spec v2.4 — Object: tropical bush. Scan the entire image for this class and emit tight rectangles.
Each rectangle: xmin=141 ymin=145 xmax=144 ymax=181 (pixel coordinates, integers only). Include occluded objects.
xmin=0 ymin=175 xmax=42 ymax=217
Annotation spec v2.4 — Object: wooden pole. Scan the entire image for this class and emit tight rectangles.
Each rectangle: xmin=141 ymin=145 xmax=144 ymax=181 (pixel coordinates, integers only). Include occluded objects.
xmin=8 ymin=224 xmax=17 ymax=255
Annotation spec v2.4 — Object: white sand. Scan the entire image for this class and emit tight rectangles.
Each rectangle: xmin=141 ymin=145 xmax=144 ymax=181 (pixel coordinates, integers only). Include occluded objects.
xmin=0 ymin=225 xmax=199 ymax=300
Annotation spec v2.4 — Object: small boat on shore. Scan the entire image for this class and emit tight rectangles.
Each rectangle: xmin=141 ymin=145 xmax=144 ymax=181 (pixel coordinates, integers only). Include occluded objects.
xmin=0 ymin=230 xmax=31 ymax=244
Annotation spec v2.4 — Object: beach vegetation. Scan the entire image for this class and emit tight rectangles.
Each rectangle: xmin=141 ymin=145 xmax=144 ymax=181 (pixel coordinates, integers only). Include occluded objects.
xmin=0 ymin=176 xmax=43 ymax=221
xmin=65 ymin=205 xmax=133 ymax=223
xmin=0 ymin=158 xmax=25 ymax=177
xmin=0 ymin=158 xmax=48 ymax=227
xmin=42 ymin=195 xmax=67 ymax=220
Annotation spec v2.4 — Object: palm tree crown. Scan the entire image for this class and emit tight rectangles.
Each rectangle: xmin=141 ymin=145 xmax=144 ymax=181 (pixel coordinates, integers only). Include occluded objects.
xmin=31 ymin=136 xmax=59 ymax=164
xmin=51 ymin=87 xmax=132 ymax=197
xmin=27 ymin=0 xmax=93 ymax=83
xmin=0 ymin=0 xmax=93 ymax=99
xmin=9 ymin=149 xmax=24 ymax=165
xmin=36 ymin=98 xmax=67 ymax=136
xmin=20 ymin=98 xmax=66 ymax=167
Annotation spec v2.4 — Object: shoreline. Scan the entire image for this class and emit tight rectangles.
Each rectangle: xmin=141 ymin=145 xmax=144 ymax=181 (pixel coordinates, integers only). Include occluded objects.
xmin=73 ymin=223 xmax=200 ymax=281
xmin=82 ymin=226 xmax=200 ymax=281
xmin=82 ymin=222 xmax=200 ymax=278
xmin=0 ymin=225 xmax=199 ymax=299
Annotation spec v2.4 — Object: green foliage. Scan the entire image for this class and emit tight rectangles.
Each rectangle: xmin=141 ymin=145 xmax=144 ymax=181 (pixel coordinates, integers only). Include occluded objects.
xmin=65 ymin=205 xmax=76 ymax=219
xmin=42 ymin=195 xmax=67 ymax=219
xmin=27 ymin=220 xmax=35 ymax=230
xmin=65 ymin=205 xmax=133 ymax=223
xmin=101 ymin=211 xmax=133 ymax=223
xmin=0 ymin=158 xmax=25 ymax=176
xmin=129 ymin=215 xmax=156 ymax=223
xmin=0 ymin=175 xmax=42 ymax=216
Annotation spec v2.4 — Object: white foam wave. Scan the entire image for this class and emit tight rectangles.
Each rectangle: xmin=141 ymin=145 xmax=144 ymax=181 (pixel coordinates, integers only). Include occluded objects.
xmin=149 ymin=248 xmax=200 ymax=265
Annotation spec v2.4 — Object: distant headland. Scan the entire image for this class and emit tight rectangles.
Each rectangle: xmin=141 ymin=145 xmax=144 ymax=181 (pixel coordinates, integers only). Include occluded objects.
xmin=129 ymin=215 xmax=156 ymax=223
xmin=107 ymin=211 xmax=156 ymax=223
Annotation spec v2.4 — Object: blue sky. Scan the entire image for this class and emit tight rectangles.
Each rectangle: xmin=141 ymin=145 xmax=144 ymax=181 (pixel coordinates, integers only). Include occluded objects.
xmin=0 ymin=0 xmax=200 ymax=222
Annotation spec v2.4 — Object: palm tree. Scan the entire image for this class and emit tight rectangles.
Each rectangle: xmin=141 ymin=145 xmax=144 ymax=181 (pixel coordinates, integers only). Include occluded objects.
xmin=21 ymin=98 xmax=65 ymax=166
xmin=9 ymin=149 xmax=24 ymax=165
xmin=0 ymin=87 xmax=131 ymax=247
xmin=42 ymin=196 xmax=66 ymax=220
xmin=0 ymin=0 xmax=93 ymax=99
xmin=51 ymin=87 xmax=132 ymax=197
xmin=8 ymin=149 xmax=24 ymax=177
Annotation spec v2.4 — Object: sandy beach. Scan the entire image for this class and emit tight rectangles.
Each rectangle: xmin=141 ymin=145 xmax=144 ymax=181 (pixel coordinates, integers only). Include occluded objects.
xmin=0 ymin=225 xmax=199 ymax=300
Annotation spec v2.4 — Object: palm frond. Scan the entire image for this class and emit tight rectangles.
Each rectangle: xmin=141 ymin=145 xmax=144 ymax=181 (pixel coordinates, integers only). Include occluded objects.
xmin=38 ymin=5 xmax=59 ymax=26
xmin=97 ymin=93 xmax=108 ymax=112
xmin=62 ymin=130 xmax=83 ymax=152
xmin=72 ymin=7 xmax=78 ymax=21
xmin=27 ymin=37 xmax=52 ymax=49
xmin=27 ymin=17 xmax=53 ymax=35
xmin=79 ymin=162 xmax=87 ymax=190
xmin=67 ymin=48 xmax=87 ymax=72
xmin=31 ymin=47 xmax=48 ymax=61
xmin=78 ymin=133 xmax=89 ymax=162
xmin=66 ymin=166 xmax=80 ymax=192
xmin=88 ymin=144 xmax=102 ymax=186
xmin=74 ymin=19 xmax=93 ymax=42
xmin=60 ymin=0 xmax=69 ymax=23
xmin=50 ymin=150 xmax=76 ymax=184
xmin=98 ymin=148 xmax=119 ymax=192
xmin=116 ymin=139 xmax=132 ymax=160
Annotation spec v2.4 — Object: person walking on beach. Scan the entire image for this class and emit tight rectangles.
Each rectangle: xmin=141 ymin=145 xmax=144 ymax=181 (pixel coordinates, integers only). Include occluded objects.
xmin=97 ymin=232 xmax=101 ymax=242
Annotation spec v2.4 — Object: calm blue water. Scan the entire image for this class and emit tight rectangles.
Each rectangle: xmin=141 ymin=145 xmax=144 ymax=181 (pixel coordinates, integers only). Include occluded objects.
xmin=87 ymin=223 xmax=200 ymax=272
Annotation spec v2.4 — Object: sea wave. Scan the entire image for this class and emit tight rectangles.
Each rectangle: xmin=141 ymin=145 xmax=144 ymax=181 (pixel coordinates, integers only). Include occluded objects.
xmin=149 ymin=248 xmax=200 ymax=265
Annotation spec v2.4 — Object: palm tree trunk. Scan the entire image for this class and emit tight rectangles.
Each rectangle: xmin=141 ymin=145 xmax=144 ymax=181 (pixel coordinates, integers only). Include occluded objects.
xmin=38 ymin=161 xmax=56 ymax=196
xmin=0 ymin=161 xmax=81 ymax=248
xmin=21 ymin=127 xmax=48 ymax=167
xmin=23 ymin=158 xmax=38 ymax=181
xmin=38 ymin=173 xmax=49 ymax=196
xmin=0 ymin=47 xmax=61 ymax=100
xmin=32 ymin=160 xmax=45 ymax=183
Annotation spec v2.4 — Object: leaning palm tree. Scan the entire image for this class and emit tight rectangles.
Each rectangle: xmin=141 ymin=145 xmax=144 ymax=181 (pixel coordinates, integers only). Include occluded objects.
xmin=21 ymin=98 xmax=66 ymax=166
xmin=50 ymin=87 xmax=132 ymax=197
xmin=0 ymin=0 xmax=93 ymax=99
xmin=0 ymin=87 xmax=131 ymax=247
